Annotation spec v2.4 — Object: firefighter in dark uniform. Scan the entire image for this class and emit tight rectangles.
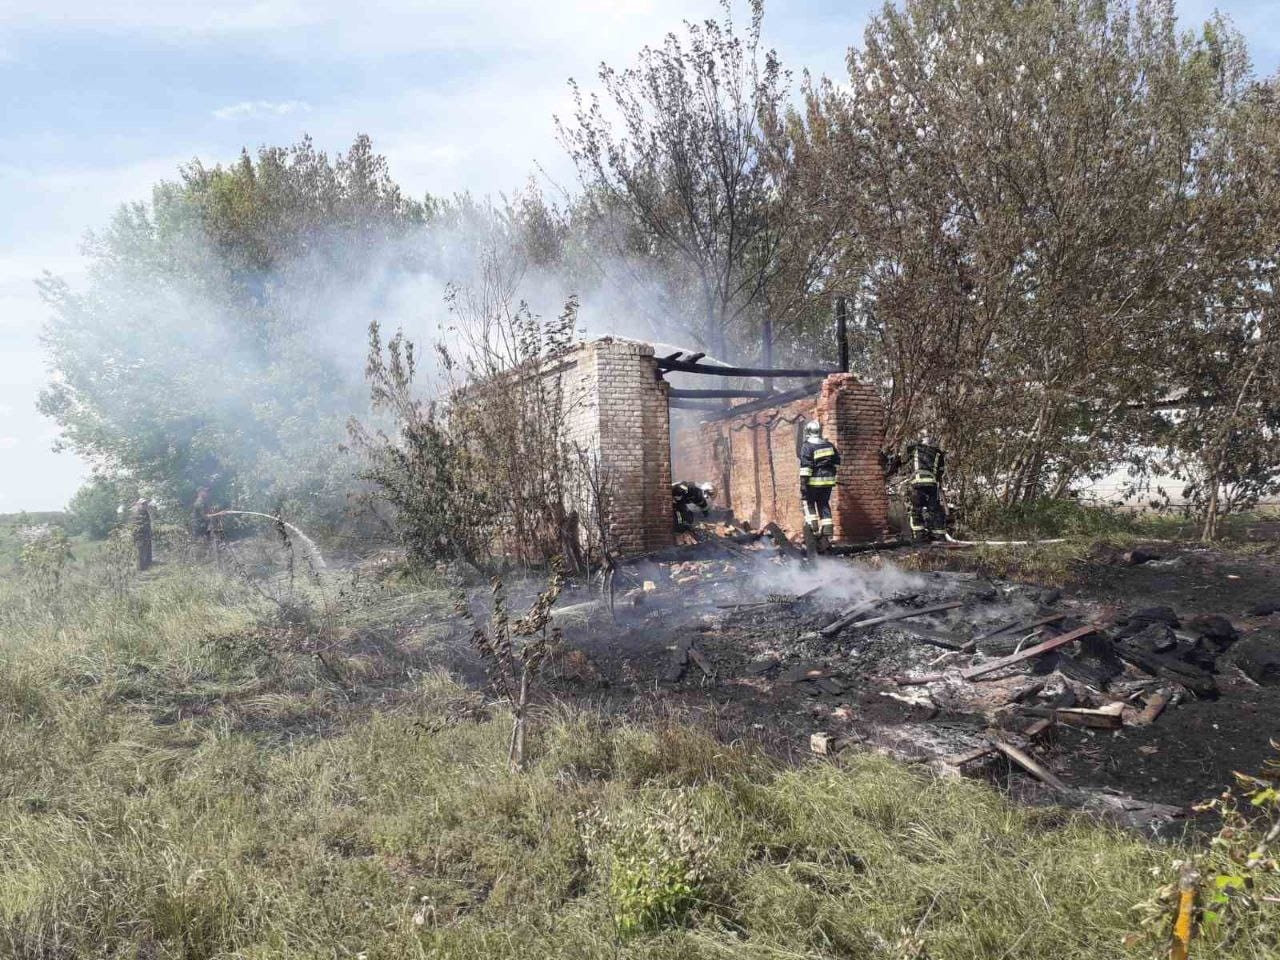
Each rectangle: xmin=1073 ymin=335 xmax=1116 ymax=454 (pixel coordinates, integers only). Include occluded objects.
xmin=129 ymin=497 xmax=154 ymax=571
xmin=900 ymin=430 xmax=948 ymax=541
xmin=799 ymin=420 xmax=840 ymax=537
xmin=672 ymin=481 xmax=716 ymax=531
xmin=191 ymin=486 xmax=212 ymax=541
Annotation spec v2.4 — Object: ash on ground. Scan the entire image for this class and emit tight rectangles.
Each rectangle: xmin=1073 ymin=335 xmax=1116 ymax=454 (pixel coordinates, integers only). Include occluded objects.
xmin=522 ymin=537 xmax=1280 ymax=834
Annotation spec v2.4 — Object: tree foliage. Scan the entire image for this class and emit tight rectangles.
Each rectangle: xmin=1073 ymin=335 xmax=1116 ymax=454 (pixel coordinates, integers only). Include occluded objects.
xmin=65 ymin=475 xmax=136 ymax=540
xmin=752 ymin=0 xmax=1279 ymax=528
xmin=39 ymin=136 xmax=427 ymax=522
xmin=349 ymin=250 xmax=603 ymax=569
xmin=558 ymin=0 xmax=810 ymax=359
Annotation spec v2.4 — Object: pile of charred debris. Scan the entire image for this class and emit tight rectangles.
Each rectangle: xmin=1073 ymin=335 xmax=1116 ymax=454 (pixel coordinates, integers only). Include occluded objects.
xmin=542 ymin=534 xmax=1280 ymax=833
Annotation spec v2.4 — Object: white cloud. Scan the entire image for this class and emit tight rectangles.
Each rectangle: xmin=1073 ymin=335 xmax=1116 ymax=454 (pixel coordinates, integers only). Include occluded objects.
xmin=0 ymin=437 xmax=18 ymax=450
xmin=0 ymin=404 xmax=13 ymax=417
xmin=213 ymin=99 xmax=312 ymax=120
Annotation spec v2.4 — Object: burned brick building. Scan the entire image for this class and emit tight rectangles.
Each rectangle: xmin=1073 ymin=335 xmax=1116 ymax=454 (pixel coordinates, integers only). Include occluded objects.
xmin=551 ymin=336 xmax=891 ymax=557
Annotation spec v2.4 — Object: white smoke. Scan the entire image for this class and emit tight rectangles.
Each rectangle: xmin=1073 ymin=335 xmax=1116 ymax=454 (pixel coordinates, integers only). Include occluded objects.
xmin=748 ymin=555 xmax=930 ymax=607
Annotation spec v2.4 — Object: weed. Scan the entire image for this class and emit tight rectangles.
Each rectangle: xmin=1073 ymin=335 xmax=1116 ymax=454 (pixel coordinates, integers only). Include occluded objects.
xmin=580 ymin=792 xmax=716 ymax=938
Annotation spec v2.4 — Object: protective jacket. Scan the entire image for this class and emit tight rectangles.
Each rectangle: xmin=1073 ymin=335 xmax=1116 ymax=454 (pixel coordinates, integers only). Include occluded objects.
xmin=905 ymin=443 xmax=944 ymax=486
xmin=799 ymin=438 xmax=841 ymax=489
xmin=671 ymin=481 xmax=710 ymax=513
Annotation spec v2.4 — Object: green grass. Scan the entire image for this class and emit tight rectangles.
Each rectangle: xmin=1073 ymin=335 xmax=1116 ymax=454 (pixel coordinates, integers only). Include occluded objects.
xmin=958 ymin=497 xmax=1280 ymax=544
xmin=916 ymin=500 xmax=1280 ymax=585
xmin=1 ymin=545 xmax=1277 ymax=958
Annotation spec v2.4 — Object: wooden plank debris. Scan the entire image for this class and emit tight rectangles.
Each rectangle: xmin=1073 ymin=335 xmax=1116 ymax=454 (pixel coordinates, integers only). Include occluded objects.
xmin=897 ymin=622 xmax=966 ymax=651
xmin=1011 ymin=680 xmax=1047 ymax=703
xmin=945 ymin=716 xmax=1055 ymax=769
xmin=762 ymin=522 xmax=803 ymax=559
xmin=949 ymin=744 xmax=1000 ymax=766
xmin=687 ymin=646 xmax=716 ymax=678
xmin=1021 ymin=717 xmax=1055 ymax=738
xmin=961 ymin=621 xmax=1109 ymax=680
xmin=1114 ymin=646 xmax=1217 ymax=698
xmin=1020 ymin=701 xmax=1125 ymax=730
xmin=819 ymin=598 xmax=892 ymax=637
xmin=781 ymin=662 xmax=833 ymax=684
xmin=844 ymin=600 xmax=967 ymax=632
xmin=1133 ymin=689 xmax=1172 ymax=725
xmin=991 ymin=738 xmax=1070 ymax=792
xmin=972 ymin=616 xmax=1064 ymax=647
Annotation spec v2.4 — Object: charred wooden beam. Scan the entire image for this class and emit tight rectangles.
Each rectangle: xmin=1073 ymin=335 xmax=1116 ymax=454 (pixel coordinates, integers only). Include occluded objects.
xmin=668 ymin=387 xmax=778 ymax=400
xmin=669 ymin=398 xmax=730 ymax=411
xmin=962 ymin=621 xmax=1109 ymax=680
xmin=684 ymin=381 xmax=825 ymax=422
xmin=990 ymin=738 xmax=1070 ymax=792
xmin=843 ymin=600 xmax=965 ymax=633
xmin=656 ymin=358 xmax=835 ymax=378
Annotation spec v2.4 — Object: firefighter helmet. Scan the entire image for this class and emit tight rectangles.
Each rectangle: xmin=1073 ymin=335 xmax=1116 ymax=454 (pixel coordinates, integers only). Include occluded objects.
xmin=699 ymin=482 xmax=716 ymax=500
xmin=804 ymin=420 xmax=822 ymax=439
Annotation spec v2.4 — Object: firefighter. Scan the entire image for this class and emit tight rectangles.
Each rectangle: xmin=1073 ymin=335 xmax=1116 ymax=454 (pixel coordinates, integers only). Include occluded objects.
xmin=191 ymin=486 xmax=212 ymax=541
xmin=900 ymin=430 xmax=948 ymax=541
xmin=799 ymin=420 xmax=840 ymax=538
xmin=129 ymin=497 xmax=154 ymax=571
xmin=672 ymin=480 xmax=715 ymax=530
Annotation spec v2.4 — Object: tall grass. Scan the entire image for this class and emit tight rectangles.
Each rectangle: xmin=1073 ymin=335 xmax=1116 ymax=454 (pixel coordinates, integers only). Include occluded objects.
xmin=1 ymin=549 xmax=1276 ymax=958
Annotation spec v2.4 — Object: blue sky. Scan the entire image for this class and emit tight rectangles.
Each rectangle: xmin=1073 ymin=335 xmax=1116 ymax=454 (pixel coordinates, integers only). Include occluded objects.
xmin=1 ymin=0 xmax=1277 ymax=511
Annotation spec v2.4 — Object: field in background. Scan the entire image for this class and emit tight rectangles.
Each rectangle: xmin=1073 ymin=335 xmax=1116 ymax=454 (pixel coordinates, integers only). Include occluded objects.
xmin=1 ymin=523 xmax=1278 ymax=958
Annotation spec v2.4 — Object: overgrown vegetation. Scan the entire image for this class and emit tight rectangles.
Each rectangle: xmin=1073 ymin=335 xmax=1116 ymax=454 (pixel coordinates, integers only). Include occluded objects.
xmin=350 ymin=258 xmax=612 ymax=570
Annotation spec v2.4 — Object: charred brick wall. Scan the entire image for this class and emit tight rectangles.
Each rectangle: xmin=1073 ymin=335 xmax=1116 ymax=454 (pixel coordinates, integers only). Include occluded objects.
xmin=671 ymin=373 xmax=890 ymax=542
xmin=555 ymin=338 xmax=674 ymax=556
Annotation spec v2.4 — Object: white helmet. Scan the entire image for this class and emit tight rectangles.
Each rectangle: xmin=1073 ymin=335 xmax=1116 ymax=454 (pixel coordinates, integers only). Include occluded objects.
xmin=804 ymin=420 xmax=822 ymax=439
xmin=698 ymin=482 xmax=716 ymax=500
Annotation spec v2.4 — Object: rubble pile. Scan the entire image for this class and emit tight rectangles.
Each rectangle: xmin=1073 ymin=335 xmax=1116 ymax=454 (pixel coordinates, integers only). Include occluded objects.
xmin=542 ymin=534 xmax=1280 ymax=829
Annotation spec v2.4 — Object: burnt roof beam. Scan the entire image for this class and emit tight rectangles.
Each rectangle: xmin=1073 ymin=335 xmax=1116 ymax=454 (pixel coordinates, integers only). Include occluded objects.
xmin=657 ymin=358 xmax=836 ymax=379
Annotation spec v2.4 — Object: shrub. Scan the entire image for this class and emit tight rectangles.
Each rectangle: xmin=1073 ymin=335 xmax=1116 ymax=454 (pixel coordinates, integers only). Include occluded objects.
xmin=581 ymin=792 xmax=716 ymax=938
xmin=958 ymin=496 xmax=1139 ymax=540
xmin=66 ymin=475 xmax=135 ymax=540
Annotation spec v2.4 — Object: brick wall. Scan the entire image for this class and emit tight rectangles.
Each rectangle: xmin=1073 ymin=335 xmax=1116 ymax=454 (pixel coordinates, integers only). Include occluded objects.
xmin=553 ymin=338 xmax=674 ymax=556
xmin=671 ymin=373 xmax=890 ymax=543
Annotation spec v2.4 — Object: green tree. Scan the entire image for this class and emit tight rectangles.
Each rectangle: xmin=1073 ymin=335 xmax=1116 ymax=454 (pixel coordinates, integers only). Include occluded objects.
xmin=789 ymin=0 xmax=1265 ymax=507
xmin=557 ymin=0 xmax=806 ymax=360
xmin=65 ymin=475 xmax=136 ymax=540
xmin=1154 ymin=75 xmax=1280 ymax=537
xmin=38 ymin=136 xmax=428 ymax=523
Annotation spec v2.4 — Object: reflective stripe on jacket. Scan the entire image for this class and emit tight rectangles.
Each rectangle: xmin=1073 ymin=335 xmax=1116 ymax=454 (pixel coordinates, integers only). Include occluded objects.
xmin=907 ymin=443 xmax=945 ymax=486
xmin=800 ymin=438 xmax=841 ymax=485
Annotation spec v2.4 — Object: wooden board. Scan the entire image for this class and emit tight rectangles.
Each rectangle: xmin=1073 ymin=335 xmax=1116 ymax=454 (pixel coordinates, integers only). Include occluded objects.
xmin=961 ymin=621 xmax=1110 ymax=680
